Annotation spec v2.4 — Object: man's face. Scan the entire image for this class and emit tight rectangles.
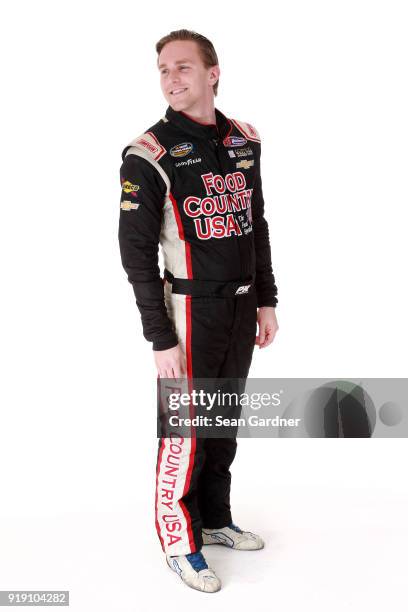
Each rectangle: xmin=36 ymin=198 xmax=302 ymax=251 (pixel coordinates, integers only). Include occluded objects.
xmin=158 ymin=40 xmax=219 ymax=113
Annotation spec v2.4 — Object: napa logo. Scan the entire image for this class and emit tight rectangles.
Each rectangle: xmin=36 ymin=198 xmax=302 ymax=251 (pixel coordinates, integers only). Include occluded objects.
xmin=170 ymin=142 xmax=194 ymax=157
xmin=223 ymin=136 xmax=247 ymax=147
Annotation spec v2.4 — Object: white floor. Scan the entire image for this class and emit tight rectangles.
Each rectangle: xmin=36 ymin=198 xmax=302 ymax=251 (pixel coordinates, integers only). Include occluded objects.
xmin=1 ymin=479 xmax=407 ymax=612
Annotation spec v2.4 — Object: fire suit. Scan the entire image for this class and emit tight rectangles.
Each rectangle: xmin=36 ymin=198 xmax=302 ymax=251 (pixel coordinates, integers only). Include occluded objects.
xmin=118 ymin=105 xmax=278 ymax=556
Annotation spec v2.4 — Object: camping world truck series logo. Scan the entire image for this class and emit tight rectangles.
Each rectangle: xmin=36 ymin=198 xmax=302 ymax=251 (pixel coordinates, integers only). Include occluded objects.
xmin=170 ymin=142 xmax=194 ymax=157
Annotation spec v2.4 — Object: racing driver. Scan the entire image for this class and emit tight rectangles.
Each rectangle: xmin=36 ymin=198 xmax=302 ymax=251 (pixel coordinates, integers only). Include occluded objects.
xmin=118 ymin=29 xmax=279 ymax=593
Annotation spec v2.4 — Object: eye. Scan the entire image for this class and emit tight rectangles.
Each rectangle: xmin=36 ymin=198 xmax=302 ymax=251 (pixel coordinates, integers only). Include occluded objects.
xmin=160 ymin=69 xmax=169 ymax=75
xmin=180 ymin=66 xmax=189 ymax=71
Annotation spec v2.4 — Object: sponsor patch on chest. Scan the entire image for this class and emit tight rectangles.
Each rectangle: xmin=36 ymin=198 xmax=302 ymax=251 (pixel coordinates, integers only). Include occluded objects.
xmin=170 ymin=142 xmax=194 ymax=157
xmin=236 ymin=159 xmax=254 ymax=170
xmin=223 ymin=136 xmax=247 ymax=147
xmin=235 ymin=147 xmax=253 ymax=157
xmin=175 ymin=157 xmax=202 ymax=168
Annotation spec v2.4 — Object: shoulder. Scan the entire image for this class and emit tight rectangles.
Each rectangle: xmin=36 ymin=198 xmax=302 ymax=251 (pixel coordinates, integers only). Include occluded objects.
xmin=121 ymin=116 xmax=170 ymax=163
xmin=121 ymin=117 xmax=171 ymax=192
xmin=228 ymin=118 xmax=261 ymax=143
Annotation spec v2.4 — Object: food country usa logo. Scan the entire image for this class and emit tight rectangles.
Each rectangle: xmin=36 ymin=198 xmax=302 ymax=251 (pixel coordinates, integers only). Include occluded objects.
xmin=157 ymin=433 xmax=188 ymax=548
xmin=183 ymin=171 xmax=253 ymax=240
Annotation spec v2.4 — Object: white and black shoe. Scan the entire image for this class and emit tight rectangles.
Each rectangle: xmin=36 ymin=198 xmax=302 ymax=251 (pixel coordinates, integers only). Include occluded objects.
xmin=166 ymin=551 xmax=221 ymax=593
xmin=202 ymin=523 xmax=264 ymax=551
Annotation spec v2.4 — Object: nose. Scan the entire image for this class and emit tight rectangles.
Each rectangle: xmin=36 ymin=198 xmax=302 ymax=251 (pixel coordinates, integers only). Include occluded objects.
xmin=169 ymin=69 xmax=181 ymax=83
xmin=166 ymin=71 xmax=181 ymax=93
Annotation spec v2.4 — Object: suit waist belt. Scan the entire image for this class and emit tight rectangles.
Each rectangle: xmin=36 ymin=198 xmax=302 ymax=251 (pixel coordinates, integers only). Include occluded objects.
xmin=164 ymin=269 xmax=255 ymax=298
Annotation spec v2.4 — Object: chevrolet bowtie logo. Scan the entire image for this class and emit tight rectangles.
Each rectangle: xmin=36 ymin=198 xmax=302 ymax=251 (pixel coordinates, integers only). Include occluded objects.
xmin=236 ymin=159 xmax=254 ymax=170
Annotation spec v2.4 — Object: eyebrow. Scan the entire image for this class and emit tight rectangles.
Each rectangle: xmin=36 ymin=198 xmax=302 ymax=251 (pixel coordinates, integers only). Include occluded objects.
xmin=158 ymin=59 xmax=194 ymax=69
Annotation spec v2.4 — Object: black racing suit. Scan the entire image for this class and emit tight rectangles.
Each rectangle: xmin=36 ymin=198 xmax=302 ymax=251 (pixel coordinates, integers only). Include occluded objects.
xmin=118 ymin=106 xmax=278 ymax=555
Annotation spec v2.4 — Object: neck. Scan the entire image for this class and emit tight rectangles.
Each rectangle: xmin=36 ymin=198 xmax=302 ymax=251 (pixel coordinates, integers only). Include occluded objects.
xmin=179 ymin=100 xmax=216 ymax=125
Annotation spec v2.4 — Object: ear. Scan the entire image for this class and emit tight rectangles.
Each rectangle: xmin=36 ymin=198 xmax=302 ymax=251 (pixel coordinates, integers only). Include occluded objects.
xmin=209 ymin=64 xmax=220 ymax=86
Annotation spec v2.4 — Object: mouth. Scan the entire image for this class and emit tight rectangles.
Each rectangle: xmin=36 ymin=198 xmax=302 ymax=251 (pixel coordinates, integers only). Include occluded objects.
xmin=170 ymin=87 xmax=188 ymax=96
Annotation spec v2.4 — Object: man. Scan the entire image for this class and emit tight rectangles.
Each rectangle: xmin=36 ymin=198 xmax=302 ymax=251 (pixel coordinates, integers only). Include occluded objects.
xmin=118 ymin=29 xmax=279 ymax=593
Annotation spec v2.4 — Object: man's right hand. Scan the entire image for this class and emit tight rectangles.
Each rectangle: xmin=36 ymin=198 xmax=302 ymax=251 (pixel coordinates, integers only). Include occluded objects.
xmin=154 ymin=344 xmax=186 ymax=379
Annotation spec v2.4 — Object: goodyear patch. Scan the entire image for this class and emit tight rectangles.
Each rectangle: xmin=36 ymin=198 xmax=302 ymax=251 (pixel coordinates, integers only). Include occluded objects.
xmin=121 ymin=180 xmax=140 ymax=195
xmin=170 ymin=142 xmax=193 ymax=157
xmin=120 ymin=200 xmax=140 ymax=211
xmin=223 ymin=136 xmax=247 ymax=147
xmin=175 ymin=157 xmax=202 ymax=168
xmin=236 ymin=159 xmax=254 ymax=170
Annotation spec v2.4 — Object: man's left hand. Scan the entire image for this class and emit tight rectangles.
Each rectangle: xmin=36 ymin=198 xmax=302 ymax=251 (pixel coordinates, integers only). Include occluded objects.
xmin=255 ymin=307 xmax=279 ymax=349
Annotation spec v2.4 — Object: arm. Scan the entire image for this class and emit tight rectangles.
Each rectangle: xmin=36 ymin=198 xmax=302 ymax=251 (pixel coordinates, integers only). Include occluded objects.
xmin=251 ymin=145 xmax=278 ymax=308
xmin=251 ymin=144 xmax=279 ymax=348
xmin=118 ymin=153 xmax=179 ymax=352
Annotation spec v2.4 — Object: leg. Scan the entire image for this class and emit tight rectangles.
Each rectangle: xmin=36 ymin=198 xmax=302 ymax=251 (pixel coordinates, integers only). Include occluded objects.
xmin=155 ymin=286 xmax=234 ymax=555
xmin=197 ymin=292 xmax=258 ymax=529
xmin=197 ymin=437 xmax=237 ymax=528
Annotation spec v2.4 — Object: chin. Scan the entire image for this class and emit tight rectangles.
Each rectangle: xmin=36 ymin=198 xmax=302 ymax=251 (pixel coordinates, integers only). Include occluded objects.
xmin=169 ymin=99 xmax=187 ymax=112
xmin=168 ymin=95 xmax=196 ymax=113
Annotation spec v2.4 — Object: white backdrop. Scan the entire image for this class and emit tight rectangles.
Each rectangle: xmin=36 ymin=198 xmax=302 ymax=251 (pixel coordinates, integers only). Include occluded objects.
xmin=1 ymin=1 xmax=407 ymax=610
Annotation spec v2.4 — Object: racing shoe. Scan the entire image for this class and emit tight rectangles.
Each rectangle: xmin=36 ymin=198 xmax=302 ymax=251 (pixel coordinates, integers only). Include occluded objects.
xmin=166 ymin=551 xmax=221 ymax=593
xmin=202 ymin=522 xmax=264 ymax=550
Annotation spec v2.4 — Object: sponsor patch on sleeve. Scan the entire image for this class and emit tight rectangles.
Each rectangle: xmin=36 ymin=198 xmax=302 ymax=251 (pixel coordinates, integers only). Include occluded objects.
xmin=229 ymin=119 xmax=261 ymax=143
xmin=133 ymin=131 xmax=167 ymax=161
xmin=121 ymin=179 xmax=140 ymax=196
xmin=120 ymin=178 xmax=141 ymax=211
xmin=120 ymin=200 xmax=140 ymax=211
